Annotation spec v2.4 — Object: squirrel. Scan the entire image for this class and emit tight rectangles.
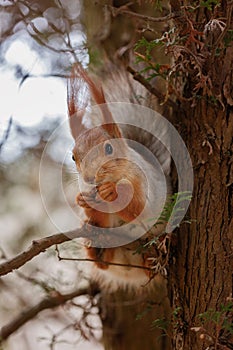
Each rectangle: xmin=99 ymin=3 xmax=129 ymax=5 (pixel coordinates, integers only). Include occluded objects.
xmin=67 ymin=63 xmax=171 ymax=290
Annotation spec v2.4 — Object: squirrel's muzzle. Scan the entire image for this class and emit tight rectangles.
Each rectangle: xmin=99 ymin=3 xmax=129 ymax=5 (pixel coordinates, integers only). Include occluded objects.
xmin=83 ymin=174 xmax=95 ymax=184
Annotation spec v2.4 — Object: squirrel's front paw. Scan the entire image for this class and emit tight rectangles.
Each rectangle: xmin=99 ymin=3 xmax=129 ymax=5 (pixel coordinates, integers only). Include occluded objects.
xmin=97 ymin=182 xmax=117 ymax=202
xmin=76 ymin=190 xmax=97 ymax=209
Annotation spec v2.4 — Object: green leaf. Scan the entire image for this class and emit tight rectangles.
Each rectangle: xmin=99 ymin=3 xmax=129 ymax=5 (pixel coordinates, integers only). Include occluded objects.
xmin=151 ymin=317 xmax=169 ymax=331
xmin=200 ymin=0 xmax=220 ymax=10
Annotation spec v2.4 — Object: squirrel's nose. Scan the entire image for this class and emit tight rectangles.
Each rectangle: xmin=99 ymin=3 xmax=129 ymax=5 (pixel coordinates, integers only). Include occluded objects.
xmin=83 ymin=174 xmax=95 ymax=184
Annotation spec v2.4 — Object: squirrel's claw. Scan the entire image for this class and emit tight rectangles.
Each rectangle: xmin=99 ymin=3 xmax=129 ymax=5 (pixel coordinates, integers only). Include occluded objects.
xmin=97 ymin=182 xmax=118 ymax=202
xmin=76 ymin=191 xmax=98 ymax=208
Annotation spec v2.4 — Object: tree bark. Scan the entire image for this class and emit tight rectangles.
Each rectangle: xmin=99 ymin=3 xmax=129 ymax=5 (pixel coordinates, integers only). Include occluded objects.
xmin=170 ymin=98 xmax=233 ymax=350
xmin=168 ymin=0 xmax=233 ymax=347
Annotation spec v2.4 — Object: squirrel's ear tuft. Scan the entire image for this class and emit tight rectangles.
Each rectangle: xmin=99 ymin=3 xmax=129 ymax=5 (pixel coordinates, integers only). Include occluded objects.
xmin=101 ymin=121 xmax=122 ymax=139
xmin=68 ymin=63 xmax=122 ymax=139
xmin=67 ymin=64 xmax=89 ymax=139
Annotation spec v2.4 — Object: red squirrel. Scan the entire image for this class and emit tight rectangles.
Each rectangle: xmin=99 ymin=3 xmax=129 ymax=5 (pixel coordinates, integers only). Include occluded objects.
xmin=67 ymin=64 xmax=171 ymax=290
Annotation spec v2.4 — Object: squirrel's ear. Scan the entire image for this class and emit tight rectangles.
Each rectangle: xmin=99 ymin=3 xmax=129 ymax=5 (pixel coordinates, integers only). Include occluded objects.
xmin=71 ymin=64 xmax=122 ymax=139
xmin=67 ymin=64 xmax=89 ymax=139
xmin=102 ymin=121 xmax=122 ymax=139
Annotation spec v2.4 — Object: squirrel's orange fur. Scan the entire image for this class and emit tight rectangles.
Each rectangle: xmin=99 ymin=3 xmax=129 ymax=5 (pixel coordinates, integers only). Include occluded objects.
xmin=67 ymin=64 xmax=170 ymax=290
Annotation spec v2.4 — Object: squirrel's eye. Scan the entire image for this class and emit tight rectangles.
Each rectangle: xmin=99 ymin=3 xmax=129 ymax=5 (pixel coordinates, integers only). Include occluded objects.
xmin=72 ymin=155 xmax=75 ymax=162
xmin=105 ymin=143 xmax=113 ymax=155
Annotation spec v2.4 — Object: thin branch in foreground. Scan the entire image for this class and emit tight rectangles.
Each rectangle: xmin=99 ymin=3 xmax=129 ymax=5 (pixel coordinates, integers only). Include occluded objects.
xmin=0 ymin=287 xmax=96 ymax=341
xmin=0 ymin=226 xmax=133 ymax=277
xmin=127 ymin=66 xmax=178 ymax=111
xmin=0 ymin=233 xmax=70 ymax=277
xmin=55 ymin=248 xmax=153 ymax=272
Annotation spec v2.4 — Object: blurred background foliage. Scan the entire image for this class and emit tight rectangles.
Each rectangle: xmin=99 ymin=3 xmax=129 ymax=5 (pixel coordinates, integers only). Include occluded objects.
xmin=0 ymin=1 xmax=103 ymax=349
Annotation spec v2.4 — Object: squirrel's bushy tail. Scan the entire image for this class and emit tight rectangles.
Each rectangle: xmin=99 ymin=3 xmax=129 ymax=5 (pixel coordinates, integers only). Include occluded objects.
xmin=100 ymin=66 xmax=171 ymax=176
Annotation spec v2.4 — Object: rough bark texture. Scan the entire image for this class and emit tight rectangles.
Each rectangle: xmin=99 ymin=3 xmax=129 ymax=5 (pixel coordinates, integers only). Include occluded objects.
xmin=171 ymin=99 xmax=233 ymax=350
xmin=168 ymin=1 xmax=233 ymax=348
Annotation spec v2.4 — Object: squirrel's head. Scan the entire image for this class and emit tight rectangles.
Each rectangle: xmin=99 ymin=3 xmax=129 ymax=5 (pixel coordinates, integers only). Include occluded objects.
xmin=72 ymin=126 xmax=130 ymax=184
xmin=67 ymin=64 xmax=129 ymax=185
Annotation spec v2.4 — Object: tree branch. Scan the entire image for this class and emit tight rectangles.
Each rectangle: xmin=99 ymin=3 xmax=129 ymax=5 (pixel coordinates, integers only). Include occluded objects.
xmin=56 ymin=253 xmax=153 ymax=272
xmin=127 ymin=66 xmax=178 ymax=111
xmin=0 ymin=233 xmax=71 ymax=277
xmin=111 ymin=6 xmax=176 ymax=23
xmin=0 ymin=287 xmax=96 ymax=341
xmin=0 ymin=117 xmax=12 ymax=154
xmin=0 ymin=226 xmax=133 ymax=277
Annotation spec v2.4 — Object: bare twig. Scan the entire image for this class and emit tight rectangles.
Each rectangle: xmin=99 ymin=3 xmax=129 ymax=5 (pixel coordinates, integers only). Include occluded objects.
xmin=19 ymin=73 xmax=68 ymax=88
xmin=0 ymin=233 xmax=70 ymax=277
xmin=0 ymin=117 xmax=12 ymax=154
xmin=28 ymin=23 xmax=77 ymax=54
xmin=16 ymin=271 xmax=54 ymax=293
xmin=127 ymin=66 xmax=178 ymax=111
xmin=0 ymin=226 xmax=133 ymax=277
xmin=55 ymin=249 xmax=153 ymax=272
xmin=0 ymin=287 xmax=95 ymax=341
xmin=111 ymin=6 xmax=176 ymax=23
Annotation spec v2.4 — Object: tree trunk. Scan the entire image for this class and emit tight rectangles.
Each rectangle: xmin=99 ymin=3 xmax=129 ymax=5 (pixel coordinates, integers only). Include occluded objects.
xmin=168 ymin=1 xmax=233 ymax=348
xmin=170 ymin=99 xmax=233 ymax=350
